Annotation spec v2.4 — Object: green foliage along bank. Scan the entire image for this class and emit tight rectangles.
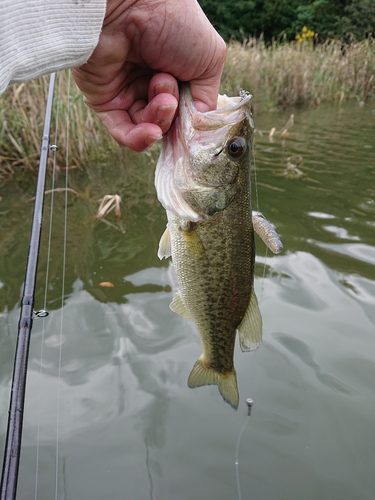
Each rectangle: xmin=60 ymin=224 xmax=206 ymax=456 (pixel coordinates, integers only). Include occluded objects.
xmin=198 ymin=0 xmax=375 ymax=42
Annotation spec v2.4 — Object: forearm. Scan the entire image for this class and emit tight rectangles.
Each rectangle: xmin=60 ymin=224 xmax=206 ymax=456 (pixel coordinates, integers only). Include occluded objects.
xmin=0 ymin=0 xmax=106 ymax=93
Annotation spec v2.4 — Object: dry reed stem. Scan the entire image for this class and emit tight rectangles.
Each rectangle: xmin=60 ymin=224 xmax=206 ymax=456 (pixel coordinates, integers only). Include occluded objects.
xmin=96 ymin=194 xmax=122 ymax=219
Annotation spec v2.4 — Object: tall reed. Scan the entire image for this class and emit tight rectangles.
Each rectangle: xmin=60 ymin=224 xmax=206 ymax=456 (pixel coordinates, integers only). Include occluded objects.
xmin=222 ymin=38 xmax=375 ymax=110
xmin=0 ymin=72 xmax=130 ymax=184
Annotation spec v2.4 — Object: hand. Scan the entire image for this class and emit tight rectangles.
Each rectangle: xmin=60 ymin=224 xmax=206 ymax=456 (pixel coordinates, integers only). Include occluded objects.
xmin=71 ymin=0 xmax=226 ymax=152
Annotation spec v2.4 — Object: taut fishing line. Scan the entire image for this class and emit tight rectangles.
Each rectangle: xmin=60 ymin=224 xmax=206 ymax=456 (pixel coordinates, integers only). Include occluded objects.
xmin=34 ymin=72 xmax=63 ymax=500
xmin=252 ymin=138 xmax=268 ymax=303
xmin=252 ymin=139 xmax=260 ymax=215
xmin=235 ymin=416 xmax=249 ymax=500
xmin=233 ymin=127 xmax=262 ymax=500
xmin=32 ymin=70 xmax=71 ymax=500
xmin=54 ymin=70 xmax=71 ymax=500
xmin=235 ymin=399 xmax=254 ymax=500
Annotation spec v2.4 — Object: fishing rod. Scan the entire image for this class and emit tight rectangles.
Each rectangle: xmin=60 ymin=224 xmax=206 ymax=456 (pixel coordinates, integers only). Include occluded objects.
xmin=0 ymin=72 xmax=56 ymax=500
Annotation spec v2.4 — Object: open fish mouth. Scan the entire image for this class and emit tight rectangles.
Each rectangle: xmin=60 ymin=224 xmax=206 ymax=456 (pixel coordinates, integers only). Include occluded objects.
xmin=155 ymin=84 xmax=254 ymax=222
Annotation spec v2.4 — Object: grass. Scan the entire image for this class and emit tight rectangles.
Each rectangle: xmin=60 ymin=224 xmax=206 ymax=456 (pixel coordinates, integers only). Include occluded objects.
xmin=1 ymin=38 xmax=374 ymax=180
xmin=223 ymin=37 xmax=375 ymax=110
xmin=0 ymin=72 xmax=137 ymax=184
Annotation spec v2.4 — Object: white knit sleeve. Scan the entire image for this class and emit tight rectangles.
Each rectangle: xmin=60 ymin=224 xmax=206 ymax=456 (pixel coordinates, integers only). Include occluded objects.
xmin=0 ymin=0 xmax=106 ymax=93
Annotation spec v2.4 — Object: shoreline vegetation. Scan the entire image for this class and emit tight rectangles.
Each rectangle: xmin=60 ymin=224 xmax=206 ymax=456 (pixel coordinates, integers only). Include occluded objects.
xmin=1 ymin=38 xmax=374 ymax=182
xmin=224 ymin=37 xmax=375 ymax=108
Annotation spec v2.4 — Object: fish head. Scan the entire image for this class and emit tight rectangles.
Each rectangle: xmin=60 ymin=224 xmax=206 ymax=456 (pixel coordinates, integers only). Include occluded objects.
xmin=155 ymin=84 xmax=254 ymax=221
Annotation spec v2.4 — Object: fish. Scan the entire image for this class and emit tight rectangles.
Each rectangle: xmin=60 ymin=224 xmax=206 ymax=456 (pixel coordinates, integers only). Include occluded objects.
xmin=155 ymin=84 xmax=282 ymax=409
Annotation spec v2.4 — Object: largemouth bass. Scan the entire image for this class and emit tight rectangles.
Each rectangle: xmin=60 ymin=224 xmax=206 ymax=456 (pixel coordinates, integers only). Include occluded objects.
xmin=155 ymin=84 xmax=282 ymax=409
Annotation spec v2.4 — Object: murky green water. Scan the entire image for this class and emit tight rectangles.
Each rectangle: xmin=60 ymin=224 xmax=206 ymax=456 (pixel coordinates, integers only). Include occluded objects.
xmin=1 ymin=100 xmax=375 ymax=500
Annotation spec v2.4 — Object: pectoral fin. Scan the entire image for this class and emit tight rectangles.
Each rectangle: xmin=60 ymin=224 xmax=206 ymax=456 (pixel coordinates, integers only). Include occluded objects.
xmin=188 ymin=356 xmax=239 ymax=410
xmin=157 ymin=226 xmax=171 ymax=260
xmin=237 ymin=289 xmax=262 ymax=351
xmin=182 ymin=228 xmax=208 ymax=261
xmin=169 ymin=292 xmax=193 ymax=321
xmin=252 ymin=212 xmax=283 ymax=254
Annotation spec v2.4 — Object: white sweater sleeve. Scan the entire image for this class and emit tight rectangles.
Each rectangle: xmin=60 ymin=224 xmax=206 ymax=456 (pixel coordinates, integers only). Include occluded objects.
xmin=0 ymin=0 xmax=106 ymax=93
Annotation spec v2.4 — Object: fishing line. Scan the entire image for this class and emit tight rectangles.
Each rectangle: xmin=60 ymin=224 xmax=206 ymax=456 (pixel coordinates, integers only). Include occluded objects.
xmin=235 ymin=399 xmax=254 ymax=500
xmin=0 ymin=73 xmax=56 ymax=500
xmin=54 ymin=70 xmax=71 ymax=500
xmin=259 ymin=247 xmax=268 ymax=305
xmin=252 ymin=139 xmax=268 ymax=305
xmin=34 ymin=72 xmax=62 ymax=500
xmin=252 ymin=142 xmax=260 ymax=214
xmin=235 ymin=418 xmax=249 ymax=500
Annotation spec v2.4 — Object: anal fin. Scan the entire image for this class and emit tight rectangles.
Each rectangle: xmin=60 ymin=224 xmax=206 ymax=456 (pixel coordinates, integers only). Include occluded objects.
xmin=237 ymin=289 xmax=262 ymax=352
xmin=170 ymin=292 xmax=193 ymax=321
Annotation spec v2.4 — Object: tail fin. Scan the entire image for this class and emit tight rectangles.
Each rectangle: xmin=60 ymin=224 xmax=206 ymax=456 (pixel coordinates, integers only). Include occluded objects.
xmin=187 ymin=357 xmax=239 ymax=410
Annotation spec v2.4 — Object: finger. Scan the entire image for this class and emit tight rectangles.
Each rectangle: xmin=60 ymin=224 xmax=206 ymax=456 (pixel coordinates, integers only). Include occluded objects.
xmin=189 ymin=75 xmax=223 ymax=113
xmin=188 ymin=38 xmax=227 ymax=112
xmin=80 ymin=71 xmax=152 ymax=112
xmin=148 ymin=73 xmax=179 ymax=102
xmin=128 ymin=93 xmax=178 ymax=134
xmin=96 ymin=109 xmax=163 ymax=152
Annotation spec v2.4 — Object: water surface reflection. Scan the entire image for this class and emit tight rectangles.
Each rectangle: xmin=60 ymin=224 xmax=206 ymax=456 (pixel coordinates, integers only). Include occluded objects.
xmin=1 ymin=101 xmax=375 ymax=500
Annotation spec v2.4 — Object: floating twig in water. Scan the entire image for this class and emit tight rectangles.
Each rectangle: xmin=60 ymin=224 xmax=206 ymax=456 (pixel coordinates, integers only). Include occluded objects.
xmin=96 ymin=194 xmax=125 ymax=233
xmin=284 ymin=155 xmax=304 ymax=177
xmin=267 ymin=114 xmax=294 ymax=142
xmin=44 ymin=187 xmax=80 ymax=196
xmin=28 ymin=187 xmax=80 ymax=202
xmin=96 ymin=194 xmax=122 ymax=219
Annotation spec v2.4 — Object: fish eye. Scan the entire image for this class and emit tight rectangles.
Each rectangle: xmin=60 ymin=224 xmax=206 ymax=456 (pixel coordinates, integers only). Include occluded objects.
xmin=227 ymin=137 xmax=247 ymax=159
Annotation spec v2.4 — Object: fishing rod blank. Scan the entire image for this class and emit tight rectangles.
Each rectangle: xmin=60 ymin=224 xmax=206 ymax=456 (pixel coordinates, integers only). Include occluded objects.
xmin=0 ymin=72 xmax=56 ymax=500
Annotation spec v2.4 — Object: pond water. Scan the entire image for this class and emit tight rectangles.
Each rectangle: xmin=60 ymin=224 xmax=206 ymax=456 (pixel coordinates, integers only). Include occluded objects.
xmin=1 ymin=100 xmax=375 ymax=500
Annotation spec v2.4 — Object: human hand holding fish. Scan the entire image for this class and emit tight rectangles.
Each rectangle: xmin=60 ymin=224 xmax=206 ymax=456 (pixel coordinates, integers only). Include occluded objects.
xmin=155 ymin=84 xmax=283 ymax=409
xmin=72 ymin=0 xmax=226 ymax=152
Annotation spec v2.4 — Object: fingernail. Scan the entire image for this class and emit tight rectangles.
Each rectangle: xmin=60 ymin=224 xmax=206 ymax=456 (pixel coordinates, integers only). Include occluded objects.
xmin=149 ymin=133 xmax=163 ymax=141
xmin=156 ymin=105 xmax=177 ymax=125
xmin=144 ymin=133 xmax=163 ymax=150
xmin=155 ymin=83 xmax=175 ymax=94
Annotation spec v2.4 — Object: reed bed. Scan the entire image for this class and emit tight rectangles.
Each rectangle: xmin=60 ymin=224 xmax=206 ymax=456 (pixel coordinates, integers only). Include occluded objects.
xmin=222 ymin=38 xmax=375 ymax=109
xmin=1 ymin=38 xmax=374 ymax=179
xmin=0 ymin=72 xmax=133 ymax=184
